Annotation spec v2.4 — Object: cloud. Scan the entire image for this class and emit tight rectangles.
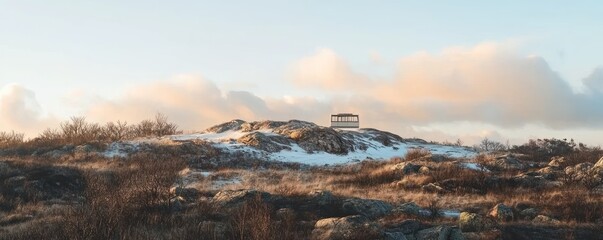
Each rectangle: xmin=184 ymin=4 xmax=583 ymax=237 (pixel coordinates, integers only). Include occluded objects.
xmin=83 ymin=75 xmax=333 ymax=131
xmin=583 ymin=66 xmax=603 ymax=93
xmin=0 ymin=84 xmax=56 ymax=136
xmin=290 ymin=43 xmax=603 ymax=129
xmin=288 ymin=48 xmax=371 ymax=90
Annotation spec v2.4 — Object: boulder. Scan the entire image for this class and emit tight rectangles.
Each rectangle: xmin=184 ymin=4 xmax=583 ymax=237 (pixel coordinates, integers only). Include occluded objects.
xmin=341 ymin=198 xmax=393 ymax=219
xmin=384 ymin=232 xmax=408 ymax=240
xmin=391 ymin=162 xmax=422 ymax=174
xmin=386 ymin=219 xmax=424 ymax=234
xmin=414 ymin=225 xmax=453 ymax=240
xmin=309 ymin=190 xmax=335 ymax=206
xmin=311 ymin=215 xmax=380 ymax=240
xmin=537 ymin=166 xmax=559 ymax=175
xmin=274 ymin=120 xmax=352 ymax=154
xmin=532 ymin=215 xmax=560 ymax=224
xmin=212 ymin=189 xmax=271 ymax=207
xmin=4 ymin=175 xmax=26 ymax=186
xmin=564 ymin=162 xmax=593 ymax=180
xmin=448 ymin=227 xmax=465 ymax=240
xmin=205 ymin=119 xmax=246 ymax=133
xmin=170 ymin=186 xmax=199 ymax=201
xmin=361 ymin=128 xmax=405 ymax=147
xmin=492 ymin=154 xmax=525 ymax=170
xmin=519 ymin=208 xmax=539 ymax=220
xmin=458 ymin=212 xmax=496 ymax=232
xmin=488 ymin=203 xmax=513 ymax=222
xmin=592 ymin=157 xmax=603 ymax=180
xmin=394 ymin=202 xmax=423 ymax=216
xmin=594 ymin=156 xmax=603 ymax=169
xmin=241 ymin=120 xmax=288 ymax=132
xmin=547 ymin=156 xmax=565 ymax=168
xmin=237 ymin=132 xmax=292 ymax=152
xmin=169 ymin=196 xmax=185 ymax=211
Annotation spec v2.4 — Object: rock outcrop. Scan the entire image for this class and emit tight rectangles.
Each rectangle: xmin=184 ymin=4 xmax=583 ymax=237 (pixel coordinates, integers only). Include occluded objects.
xmin=311 ymin=215 xmax=380 ymax=240
xmin=212 ymin=189 xmax=271 ymax=207
xmin=341 ymin=198 xmax=393 ymax=219
xmin=458 ymin=212 xmax=496 ymax=232
xmin=488 ymin=203 xmax=513 ymax=222
xmin=237 ymin=132 xmax=292 ymax=152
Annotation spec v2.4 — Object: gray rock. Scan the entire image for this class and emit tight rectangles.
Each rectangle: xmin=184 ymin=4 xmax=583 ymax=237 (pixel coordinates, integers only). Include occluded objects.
xmin=519 ymin=208 xmax=539 ymax=220
xmin=458 ymin=212 xmax=496 ymax=232
xmin=170 ymin=186 xmax=199 ymax=201
xmin=237 ymin=132 xmax=292 ymax=152
xmin=493 ymin=154 xmax=525 ymax=170
xmin=212 ymin=189 xmax=270 ymax=207
xmin=311 ymin=215 xmax=379 ymax=240
xmin=449 ymin=227 xmax=465 ymax=240
xmin=387 ymin=219 xmax=424 ymax=234
xmin=488 ymin=203 xmax=513 ymax=221
xmin=594 ymin=156 xmax=603 ymax=169
xmin=4 ymin=175 xmax=26 ymax=186
xmin=169 ymin=196 xmax=185 ymax=211
xmin=532 ymin=215 xmax=560 ymax=224
xmin=395 ymin=202 xmax=423 ymax=216
xmin=547 ymin=156 xmax=565 ymax=168
xmin=309 ymin=190 xmax=335 ymax=206
xmin=274 ymin=120 xmax=352 ymax=154
xmin=384 ymin=232 xmax=408 ymax=240
xmin=341 ymin=198 xmax=393 ymax=219
xmin=391 ymin=162 xmax=422 ymax=174
xmin=415 ymin=225 xmax=452 ymax=240
xmin=205 ymin=119 xmax=247 ymax=133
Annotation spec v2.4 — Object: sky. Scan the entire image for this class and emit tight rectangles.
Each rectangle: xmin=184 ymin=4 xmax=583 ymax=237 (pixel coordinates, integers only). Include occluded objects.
xmin=1 ymin=1 xmax=603 ymax=146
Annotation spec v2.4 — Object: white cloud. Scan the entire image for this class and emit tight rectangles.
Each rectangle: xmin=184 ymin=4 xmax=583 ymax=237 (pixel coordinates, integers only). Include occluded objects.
xmin=0 ymin=83 xmax=56 ymax=136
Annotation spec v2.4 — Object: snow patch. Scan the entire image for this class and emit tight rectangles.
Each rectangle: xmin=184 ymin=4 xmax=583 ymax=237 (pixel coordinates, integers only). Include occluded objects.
xmin=461 ymin=162 xmax=490 ymax=172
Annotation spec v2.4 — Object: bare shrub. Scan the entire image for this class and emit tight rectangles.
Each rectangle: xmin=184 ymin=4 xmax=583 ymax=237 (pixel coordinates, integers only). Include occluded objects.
xmin=474 ymin=137 xmax=507 ymax=152
xmin=133 ymin=113 xmax=179 ymax=138
xmin=405 ymin=148 xmax=431 ymax=161
xmin=230 ymin=195 xmax=274 ymax=240
xmin=102 ymin=120 xmax=132 ymax=141
xmin=59 ymin=154 xmax=186 ymax=239
xmin=0 ymin=131 xmax=24 ymax=148
xmin=511 ymin=138 xmax=577 ymax=162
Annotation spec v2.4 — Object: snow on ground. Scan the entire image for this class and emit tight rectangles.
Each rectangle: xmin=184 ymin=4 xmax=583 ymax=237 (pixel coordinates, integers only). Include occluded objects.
xmin=460 ymin=162 xmax=490 ymax=172
xmin=440 ymin=209 xmax=461 ymax=218
xmin=163 ymin=128 xmax=477 ymax=166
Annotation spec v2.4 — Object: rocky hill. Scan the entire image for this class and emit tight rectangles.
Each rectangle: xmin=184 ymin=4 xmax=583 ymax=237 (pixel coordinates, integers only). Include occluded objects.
xmin=158 ymin=119 xmax=474 ymax=165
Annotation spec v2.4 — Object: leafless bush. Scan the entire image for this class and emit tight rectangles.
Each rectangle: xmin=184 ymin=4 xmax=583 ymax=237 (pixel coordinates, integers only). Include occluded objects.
xmin=133 ymin=113 xmax=179 ymax=138
xmin=511 ymin=138 xmax=577 ymax=162
xmin=405 ymin=148 xmax=431 ymax=160
xmin=230 ymin=195 xmax=274 ymax=240
xmin=102 ymin=120 xmax=132 ymax=141
xmin=474 ymin=137 xmax=508 ymax=152
xmin=0 ymin=131 xmax=24 ymax=148
xmin=58 ymin=154 xmax=186 ymax=239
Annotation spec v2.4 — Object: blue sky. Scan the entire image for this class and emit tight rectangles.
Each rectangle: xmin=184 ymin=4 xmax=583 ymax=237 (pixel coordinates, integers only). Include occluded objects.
xmin=2 ymin=1 xmax=603 ymax=145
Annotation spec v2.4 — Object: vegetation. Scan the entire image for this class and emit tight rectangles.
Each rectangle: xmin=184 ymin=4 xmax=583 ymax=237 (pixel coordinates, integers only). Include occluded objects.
xmin=0 ymin=118 xmax=602 ymax=239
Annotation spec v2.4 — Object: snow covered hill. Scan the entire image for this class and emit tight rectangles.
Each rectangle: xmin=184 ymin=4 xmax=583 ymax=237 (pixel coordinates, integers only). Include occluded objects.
xmin=150 ymin=119 xmax=476 ymax=165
